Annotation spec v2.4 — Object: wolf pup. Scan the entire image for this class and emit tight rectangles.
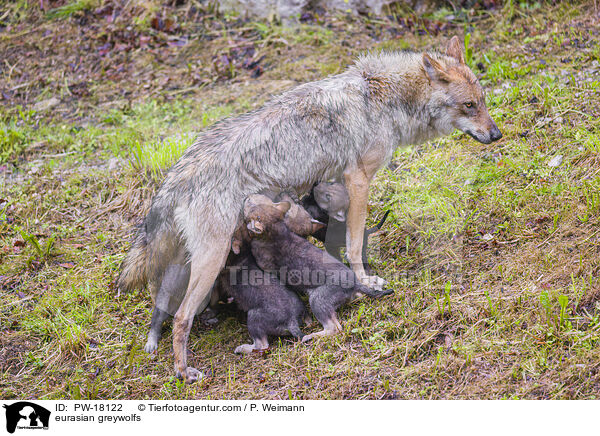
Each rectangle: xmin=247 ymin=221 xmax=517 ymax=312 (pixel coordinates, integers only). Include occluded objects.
xmin=216 ymin=242 xmax=307 ymax=354
xmin=301 ymin=182 xmax=389 ymax=272
xmin=143 ymin=205 xmax=319 ymax=354
xmin=119 ymin=36 xmax=501 ymax=382
xmin=244 ymin=195 xmax=393 ymax=342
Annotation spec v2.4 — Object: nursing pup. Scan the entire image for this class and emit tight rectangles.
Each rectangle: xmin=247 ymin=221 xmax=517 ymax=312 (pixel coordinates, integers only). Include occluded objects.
xmin=244 ymin=195 xmax=393 ymax=342
xmin=215 ymin=240 xmax=307 ymax=354
xmin=301 ymin=182 xmax=389 ymax=272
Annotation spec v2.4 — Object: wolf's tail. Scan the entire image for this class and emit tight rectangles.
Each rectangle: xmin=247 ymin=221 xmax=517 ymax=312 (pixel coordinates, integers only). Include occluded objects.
xmin=117 ymin=224 xmax=148 ymax=293
xmin=365 ymin=210 xmax=390 ymax=236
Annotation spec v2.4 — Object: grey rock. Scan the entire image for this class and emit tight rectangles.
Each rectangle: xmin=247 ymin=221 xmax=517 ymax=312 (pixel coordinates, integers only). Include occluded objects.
xmin=548 ymin=154 xmax=563 ymax=168
xmin=33 ymin=97 xmax=60 ymax=111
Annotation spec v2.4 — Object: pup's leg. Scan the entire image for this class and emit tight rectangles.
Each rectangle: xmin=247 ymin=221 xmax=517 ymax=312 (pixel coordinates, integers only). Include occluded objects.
xmin=235 ymin=309 xmax=269 ymax=354
xmin=234 ymin=337 xmax=269 ymax=354
xmin=301 ymin=316 xmax=342 ymax=343
xmin=173 ymin=243 xmax=229 ymax=383
xmin=302 ymin=288 xmax=343 ymax=343
xmin=145 ymin=306 xmax=170 ymax=353
xmin=287 ymin=320 xmax=305 ymax=341
xmin=344 ymin=165 xmax=385 ymax=290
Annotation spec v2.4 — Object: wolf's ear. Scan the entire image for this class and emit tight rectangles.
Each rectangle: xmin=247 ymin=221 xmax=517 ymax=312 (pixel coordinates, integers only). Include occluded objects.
xmin=446 ymin=36 xmax=465 ymax=64
xmin=274 ymin=201 xmax=291 ymax=216
xmin=422 ymin=54 xmax=451 ymax=84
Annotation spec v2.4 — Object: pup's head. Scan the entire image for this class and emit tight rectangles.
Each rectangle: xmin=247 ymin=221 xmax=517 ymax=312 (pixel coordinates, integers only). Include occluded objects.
xmin=244 ymin=194 xmax=324 ymax=237
xmin=423 ymin=36 xmax=502 ymax=145
xmin=277 ymin=192 xmax=326 ymax=236
xmin=313 ymin=182 xmax=350 ymax=222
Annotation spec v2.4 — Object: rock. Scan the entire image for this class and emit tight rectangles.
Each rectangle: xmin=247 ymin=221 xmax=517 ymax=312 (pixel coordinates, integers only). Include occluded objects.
xmin=108 ymin=158 xmax=120 ymax=171
xmin=33 ymin=97 xmax=60 ymax=111
xmin=217 ymin=0 xmax=404 ymax=21
xmin=548 ymin=154 xmax=563 ymax=168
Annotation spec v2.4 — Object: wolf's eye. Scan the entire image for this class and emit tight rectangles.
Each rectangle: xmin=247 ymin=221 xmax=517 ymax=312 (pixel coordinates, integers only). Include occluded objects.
xmin=464 ymin=102 xmax=475 ymax=109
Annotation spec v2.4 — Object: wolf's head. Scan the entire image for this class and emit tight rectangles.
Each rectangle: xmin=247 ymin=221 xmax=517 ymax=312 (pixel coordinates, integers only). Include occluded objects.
xmin=423 ymin=36 xmax=502 ymax=144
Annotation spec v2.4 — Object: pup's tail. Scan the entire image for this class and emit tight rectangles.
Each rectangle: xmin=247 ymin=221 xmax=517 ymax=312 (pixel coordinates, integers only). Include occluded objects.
xmin=117 ymin=224 xmax=148 ymax=293
xmin=365 ymin=210 xmax=390 ymax=237
xmin=355 ymin=283 xmax=394 ymax=299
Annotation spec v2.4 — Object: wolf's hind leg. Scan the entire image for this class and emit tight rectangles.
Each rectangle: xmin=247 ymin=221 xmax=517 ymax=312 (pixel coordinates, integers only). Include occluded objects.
xmin=173 ymin=243 xmax=229 ymax=383
xmin=145 ymin=306 xmax=170 ymax=353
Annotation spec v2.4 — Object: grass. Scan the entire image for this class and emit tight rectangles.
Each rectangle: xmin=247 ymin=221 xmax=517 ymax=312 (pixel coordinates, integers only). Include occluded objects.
xmin=1 ymin=0 xmax=600 ymax=399
xmin=45 ymin=0 xmax=100 ymax=19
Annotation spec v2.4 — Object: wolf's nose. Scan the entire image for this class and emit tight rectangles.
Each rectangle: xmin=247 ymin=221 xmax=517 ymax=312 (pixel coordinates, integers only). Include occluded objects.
xmin=490 ymin=126 xmax=503 ymax=142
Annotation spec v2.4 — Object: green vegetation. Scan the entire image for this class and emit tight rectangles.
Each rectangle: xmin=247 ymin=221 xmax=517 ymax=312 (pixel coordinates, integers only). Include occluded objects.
xmin=1 ymin=0 xmax=599 ymax=399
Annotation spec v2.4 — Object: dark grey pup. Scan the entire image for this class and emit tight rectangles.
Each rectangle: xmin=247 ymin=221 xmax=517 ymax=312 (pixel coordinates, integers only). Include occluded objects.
xmin=244 ymin=194 xmax=393 ymax=342
xmin=300 ymin=182 xmax=390 ymax=272
xmin=214 ymin=242 xmax=307 ymax=354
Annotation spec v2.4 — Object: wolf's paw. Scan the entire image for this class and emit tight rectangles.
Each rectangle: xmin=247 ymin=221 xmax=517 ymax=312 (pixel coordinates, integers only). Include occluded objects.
xmin=359 ymin=274 xmax=386 ymax=291
xmin=144 ymin=340 xmax=158 ymax=354
xmin=176 ymin=367 xmax=203 ymax=384
xmin=234 ymin=344 xmax=255 ymax=354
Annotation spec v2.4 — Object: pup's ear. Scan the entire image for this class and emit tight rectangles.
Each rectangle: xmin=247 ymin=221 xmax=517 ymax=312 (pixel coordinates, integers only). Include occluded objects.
xmin=332 ymin=210 xmax=346 ymax=222
xmin=274 ymin=201 xmax=291 ymax=216
xmin=446 ymin=36 xmax=465 ymax=65
xmin=422 ymin=53 xmax=451 ymax=84
xmin=310 ymin=220 xmax=326 ymax=233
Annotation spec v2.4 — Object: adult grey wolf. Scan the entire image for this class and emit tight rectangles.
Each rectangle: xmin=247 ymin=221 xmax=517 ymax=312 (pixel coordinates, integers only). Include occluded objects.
xmin=118 ymin=36 xmax=502 ymax=383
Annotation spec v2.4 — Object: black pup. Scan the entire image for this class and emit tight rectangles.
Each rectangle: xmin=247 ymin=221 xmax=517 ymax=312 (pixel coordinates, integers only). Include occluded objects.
xmin=214 ymin=234 xmax=307 ymax=354
xmin=300 ymin=181 xmax=389 ymax=273
xmin=244 ymin=194 xmax=393 ymax=342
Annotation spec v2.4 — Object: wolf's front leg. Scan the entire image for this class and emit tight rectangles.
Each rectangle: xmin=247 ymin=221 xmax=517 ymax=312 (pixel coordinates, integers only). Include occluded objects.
xmin=173 ymin=243 xmax=229 ymax=383
xmin=344 ymin=163 xmax=386 ymax=291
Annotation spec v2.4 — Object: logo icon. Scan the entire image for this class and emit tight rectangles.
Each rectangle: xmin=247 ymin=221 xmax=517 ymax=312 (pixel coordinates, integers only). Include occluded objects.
xmin=3 ymin=402 xmax=50 ymax=434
